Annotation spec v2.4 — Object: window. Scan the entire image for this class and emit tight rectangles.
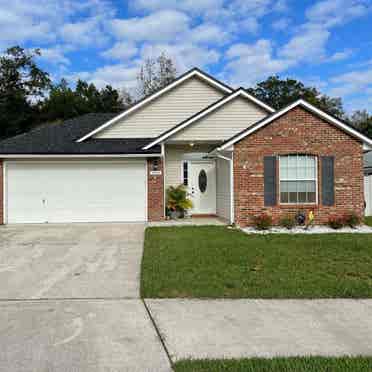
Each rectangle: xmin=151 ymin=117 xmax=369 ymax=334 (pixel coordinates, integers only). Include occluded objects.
xmin=183 ymin=161 xmax=188 ymax=186
xmin=280 ymin=155 xmax=317 ymax=204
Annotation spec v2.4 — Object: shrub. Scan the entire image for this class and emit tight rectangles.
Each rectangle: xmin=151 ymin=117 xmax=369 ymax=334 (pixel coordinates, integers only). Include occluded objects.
xmin=279 ymin=215 xmax=296 ymax=230
xmin=166 ymin=185 xmax=193 ymax=213
xmin=343 ymin=212 xmax=361 ymax=228
xmin=328 ymin=216 xmax=344 ymax=229
xmin=252 ymin=213 xmax=272 ymax=230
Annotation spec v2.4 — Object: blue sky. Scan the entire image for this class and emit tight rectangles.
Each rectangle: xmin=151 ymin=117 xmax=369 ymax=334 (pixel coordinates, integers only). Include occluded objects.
xmin=1 ymin=0 xmax=372 ymax=113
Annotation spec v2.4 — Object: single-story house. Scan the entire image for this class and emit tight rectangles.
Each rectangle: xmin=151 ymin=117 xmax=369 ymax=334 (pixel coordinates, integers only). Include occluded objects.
xmin=0 ymin=67 xmax=371 ymax=226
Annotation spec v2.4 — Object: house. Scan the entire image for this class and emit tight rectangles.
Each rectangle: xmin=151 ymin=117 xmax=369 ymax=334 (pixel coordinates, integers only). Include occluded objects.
xmin=0 ymin=67 xmax=371 ymax=226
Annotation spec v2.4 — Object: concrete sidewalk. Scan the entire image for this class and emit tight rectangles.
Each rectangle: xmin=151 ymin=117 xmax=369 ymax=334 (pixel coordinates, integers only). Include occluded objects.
xmin=146 ymin=299 xmax=372 ymax=362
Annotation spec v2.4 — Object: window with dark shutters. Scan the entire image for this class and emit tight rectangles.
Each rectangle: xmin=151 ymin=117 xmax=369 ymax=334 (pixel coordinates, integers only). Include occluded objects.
xmin=264 ymin=156 xmax=277 ymax=206
xmin=321 ymin=156 xmax=335 ymax=206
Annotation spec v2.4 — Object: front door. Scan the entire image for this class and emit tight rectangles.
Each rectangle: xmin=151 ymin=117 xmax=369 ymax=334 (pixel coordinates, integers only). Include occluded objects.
xmin=189 ymin=161 xmax=216 ymax=215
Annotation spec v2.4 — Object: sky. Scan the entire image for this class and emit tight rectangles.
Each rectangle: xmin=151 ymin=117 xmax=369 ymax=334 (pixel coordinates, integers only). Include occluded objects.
xmin=1 ymin=0 xmax=372 ymax=113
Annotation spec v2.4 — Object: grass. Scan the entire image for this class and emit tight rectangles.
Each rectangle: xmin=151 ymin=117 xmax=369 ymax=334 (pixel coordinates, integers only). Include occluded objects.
xmin=364 ymin=216 xmax=372 ymax=227
xmin=141 ymin=226 xmax=372 ymax=298
xmin=173 ymin=357 xmax=372 ymax=372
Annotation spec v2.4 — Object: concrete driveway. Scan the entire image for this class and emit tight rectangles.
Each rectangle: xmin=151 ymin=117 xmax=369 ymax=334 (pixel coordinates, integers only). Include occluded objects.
xmin=0 ymin=223 xmax=144 ymax=299
xmin=0 ymin=224 xmax=172 ymax=372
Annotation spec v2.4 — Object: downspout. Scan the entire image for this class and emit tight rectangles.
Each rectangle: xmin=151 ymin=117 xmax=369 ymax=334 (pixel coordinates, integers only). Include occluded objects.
xmin=161 ymin=143 xmax=166 ymax=219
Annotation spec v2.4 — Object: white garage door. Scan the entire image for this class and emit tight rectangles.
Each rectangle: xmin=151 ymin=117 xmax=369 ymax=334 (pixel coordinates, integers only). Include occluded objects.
xmin=5 ymin=161 xmax=147 ymax=223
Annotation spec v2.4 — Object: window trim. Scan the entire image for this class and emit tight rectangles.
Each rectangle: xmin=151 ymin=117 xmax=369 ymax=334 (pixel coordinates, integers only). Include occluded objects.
xmin=279 ymin=154 xmax=318 ymax=205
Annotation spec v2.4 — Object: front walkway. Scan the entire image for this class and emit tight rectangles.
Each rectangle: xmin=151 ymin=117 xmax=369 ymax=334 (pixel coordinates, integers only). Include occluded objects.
xmin=148 ymin=217 xmax=227 ymax=227
xmin=146 ymin=299 xmax=372 ymax=362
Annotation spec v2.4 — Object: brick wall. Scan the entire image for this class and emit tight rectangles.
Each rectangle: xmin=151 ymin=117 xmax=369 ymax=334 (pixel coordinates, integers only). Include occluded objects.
xmin=233 ymin=107 xmax=364 ymax=226
xmin=147 ymin=157 xmax=164 ymax=221
xmin=0 ymin=160 xmax=3 ymax=224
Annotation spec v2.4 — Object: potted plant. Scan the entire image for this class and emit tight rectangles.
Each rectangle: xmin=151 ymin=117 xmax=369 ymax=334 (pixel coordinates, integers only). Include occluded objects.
xmin=166 ymin=185 xmax=193 ymax=219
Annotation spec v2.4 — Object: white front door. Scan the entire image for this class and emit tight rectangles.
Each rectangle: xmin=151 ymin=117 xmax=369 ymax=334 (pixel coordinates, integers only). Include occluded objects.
xmin=189 ymin=161 xmax=216 ymax=215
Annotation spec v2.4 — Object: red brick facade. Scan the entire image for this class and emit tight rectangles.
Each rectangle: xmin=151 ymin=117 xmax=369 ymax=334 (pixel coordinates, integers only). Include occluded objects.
xmin=0 ymin=161 xmax=3 ymax=224
xmin=147 ymin=157 xmax=165 ymax=221
xmin=233 ymin=107 xmax=364 ymax=227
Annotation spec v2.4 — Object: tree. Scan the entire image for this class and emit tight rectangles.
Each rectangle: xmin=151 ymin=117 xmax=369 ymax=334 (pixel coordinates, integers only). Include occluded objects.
xmin=247 ymin=76 xmax=345 ymax=119
xmin=41 ymin=79 xmax=127 ymax=122
xmin=349 ymin=110 xmax=372 ymax=138
xmin=0 ymin=46 xmax=51 ymax=138
xmin=137 ymin=53 xmax=177 ymax=97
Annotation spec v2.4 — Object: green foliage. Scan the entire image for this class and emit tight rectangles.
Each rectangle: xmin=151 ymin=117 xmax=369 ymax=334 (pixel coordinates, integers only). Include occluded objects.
xmin=166 ymin=185 xmax=193 ymax=212
xmin=137 ymin=53 xmax=177 ymax=97
xmin=247 ymin=76 xmax=345 ymax=118
xmin=0 ymin=46 xmax=51 ymax=138
xmin=327 ymin=216 xmax=344 ymax=229
xmin=343 ymin=212 xmax=361 ymax=228
xmin=41 ymin=79 xmax=128 ymax=122
xmin=279 ymin=215 xmax=296 ymax=229
xmin=251 ymin=213 xmax=272 ymax=230
xmin=349 ymin=109 xmax=372 ymax=139
xmin=174 ymin=357 xmax=372 ymax=372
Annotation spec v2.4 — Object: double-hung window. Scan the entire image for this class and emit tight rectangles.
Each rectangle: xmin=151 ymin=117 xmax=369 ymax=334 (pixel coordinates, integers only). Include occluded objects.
xmin=279 ymin=155 xmax=317 ymax=204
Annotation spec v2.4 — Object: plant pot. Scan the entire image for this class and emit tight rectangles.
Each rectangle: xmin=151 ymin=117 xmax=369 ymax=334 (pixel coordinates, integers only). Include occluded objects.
xmin=169 ymin=210 xmax=182 ymax=219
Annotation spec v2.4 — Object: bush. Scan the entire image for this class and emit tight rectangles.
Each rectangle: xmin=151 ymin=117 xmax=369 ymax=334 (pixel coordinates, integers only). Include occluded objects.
xmin=343 ymin=212 xmax=361 ymax=228
xmin=328 ymin=216 xmax=344 ymax=229
xmin=252 ymin=213 xmax=272 ymax=230
xmin=279 ymin=215 xmax=296 ymax=230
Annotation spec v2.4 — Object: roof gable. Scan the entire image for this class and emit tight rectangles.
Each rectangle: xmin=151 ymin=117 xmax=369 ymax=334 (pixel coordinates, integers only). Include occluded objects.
xmin=217 ymin=99 xmax=372 ymax=151
xmin=143 ymin=88 xmax=275 ymax=150
xmin=77 ymin=68 xmax=233 ymax=142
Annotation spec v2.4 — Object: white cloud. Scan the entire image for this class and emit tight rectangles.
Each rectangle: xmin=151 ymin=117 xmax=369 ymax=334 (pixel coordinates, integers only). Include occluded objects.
xmin=273 ymin=0 xmax=289 ymax=12
xmin=101 ymin=42 xmax=138 ymax=60
xmin=224 ymin=40 xmax=292 ymax=86
xmin=329 ymin=68 xmax=372 ymax=97
xmin=189 ymin=24 xmax=230 ymax=45
xmin=37 ymin=46 xmax=70 ymax=66
xmin=60 ymin=18 xmax=109 ymax=47
xmin=280 ymin=25 xmax=330 ymax=62
xmin=306 ymin=0 xmax=370 ymax=28
xmin=328 ymin=49 xmax=353 ymax=62
xmin=140 ymin=43 xmax=220 ymax=72
xmin=110 ymin=10 xmax=190 ymax=42
xmin=131 ymin=0 xmax=224 ymax=14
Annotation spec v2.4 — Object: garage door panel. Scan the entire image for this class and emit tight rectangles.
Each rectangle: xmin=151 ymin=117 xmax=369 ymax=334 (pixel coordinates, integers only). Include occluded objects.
xmin=6 ymin=161 xmax=147 ymax=223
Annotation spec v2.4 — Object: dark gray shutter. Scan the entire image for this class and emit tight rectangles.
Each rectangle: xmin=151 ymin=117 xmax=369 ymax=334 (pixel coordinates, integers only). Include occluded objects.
xmin=264 ymin=156 xmax=277 ymax=206
xmin=321 ymin=156 xmax=334 ymax=206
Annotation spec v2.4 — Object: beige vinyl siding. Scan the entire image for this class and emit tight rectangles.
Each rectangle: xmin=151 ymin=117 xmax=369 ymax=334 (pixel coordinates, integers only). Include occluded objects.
xmin=164 ymin=144 xmax=213 ymax=189
xmin=94 ymin=77 xmax=224 ymax=139
xmin=172 ymin=97 xmax=267 ymax=141
xmin=216 ymin=158 xmax=231 ymax=222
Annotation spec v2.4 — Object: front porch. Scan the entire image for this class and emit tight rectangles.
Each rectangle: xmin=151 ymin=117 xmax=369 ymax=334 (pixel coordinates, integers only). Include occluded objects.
xmin=163 ymin=143 xmax=233 ymax=223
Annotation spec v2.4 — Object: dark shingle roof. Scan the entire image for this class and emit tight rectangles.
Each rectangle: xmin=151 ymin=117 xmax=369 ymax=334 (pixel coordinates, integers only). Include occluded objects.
xmin=0 ymin=113 xmax=161 ymax=155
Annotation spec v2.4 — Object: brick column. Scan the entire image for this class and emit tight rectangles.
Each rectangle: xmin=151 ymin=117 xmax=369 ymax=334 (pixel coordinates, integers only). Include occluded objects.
xmin=147 ymin=157 xmax=164 ymax=221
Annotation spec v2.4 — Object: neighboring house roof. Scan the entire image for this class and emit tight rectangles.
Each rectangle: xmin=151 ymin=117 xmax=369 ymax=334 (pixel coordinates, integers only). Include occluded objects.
xmin=216 ymin=99 xmax=372 ymax=151
xmin=143 ymin=88 xmax=275 ymax=150
xmin=0 ymin=113 xmax=161 ymax=156
xmin=77 ymin=68 xmax=235 ymax=142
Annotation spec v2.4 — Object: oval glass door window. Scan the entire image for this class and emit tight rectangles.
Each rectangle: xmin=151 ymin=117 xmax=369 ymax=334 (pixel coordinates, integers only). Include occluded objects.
xmin=198 ymin=170 xmax=207 ymax=193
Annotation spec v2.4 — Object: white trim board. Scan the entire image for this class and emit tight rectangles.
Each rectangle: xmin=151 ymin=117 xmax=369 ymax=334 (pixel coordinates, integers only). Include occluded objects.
xmin=143 ymin=88 xmax=275 ymax=150
xmin=77 ymin=69 xmax=234 ymax=143
xmin=218 ymin=99 xmax=372 ymax=151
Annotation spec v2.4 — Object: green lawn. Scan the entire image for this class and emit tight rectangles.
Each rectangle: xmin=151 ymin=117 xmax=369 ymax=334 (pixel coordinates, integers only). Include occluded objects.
xmin=141 ymin=226 xmax=372 ymax=298
xmin=173 ymin=357 xmax=372 ymax=372
xmin=364 ymin=216 xmax=372 ymax=227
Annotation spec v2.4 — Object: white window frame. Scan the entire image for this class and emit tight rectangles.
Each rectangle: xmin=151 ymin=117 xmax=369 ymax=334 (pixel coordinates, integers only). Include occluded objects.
xmin=279 ymin=154 xmax=318 ymax=205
